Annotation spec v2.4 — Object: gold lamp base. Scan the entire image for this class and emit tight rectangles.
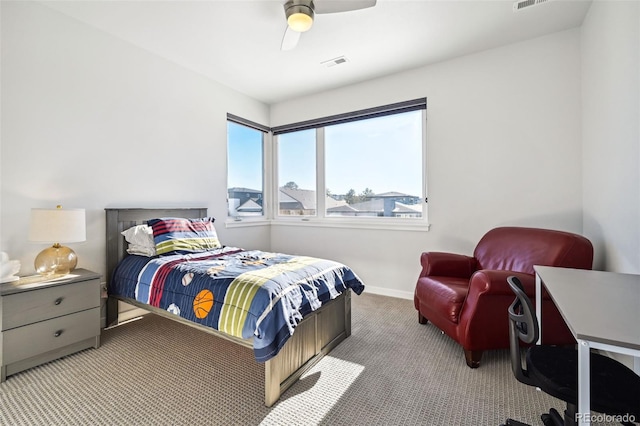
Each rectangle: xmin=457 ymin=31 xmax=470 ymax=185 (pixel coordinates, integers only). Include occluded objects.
xmin=34 ymin=243 xmax=78 ymax=276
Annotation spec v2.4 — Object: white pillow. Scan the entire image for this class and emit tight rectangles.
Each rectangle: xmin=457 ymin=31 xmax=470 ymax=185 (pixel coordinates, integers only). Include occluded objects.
xmin=126 ymin=244 xmax=157 ymax=257
xmin=121 ymin=224 xmax=156 ymax=256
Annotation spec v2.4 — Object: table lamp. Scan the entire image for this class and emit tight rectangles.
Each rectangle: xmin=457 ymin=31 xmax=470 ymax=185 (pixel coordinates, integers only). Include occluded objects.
xmin=29 ymin=205 xmax=86 ymax=276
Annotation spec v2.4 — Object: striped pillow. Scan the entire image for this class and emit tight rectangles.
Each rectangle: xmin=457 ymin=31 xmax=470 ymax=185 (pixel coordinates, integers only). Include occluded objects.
xmin=147 ymin=217 xmax=221 ymax=255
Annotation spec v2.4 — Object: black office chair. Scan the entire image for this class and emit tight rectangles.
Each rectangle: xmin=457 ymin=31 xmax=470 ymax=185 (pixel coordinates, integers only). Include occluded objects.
xmin=501 ymin=276 xmax=640 ymax=426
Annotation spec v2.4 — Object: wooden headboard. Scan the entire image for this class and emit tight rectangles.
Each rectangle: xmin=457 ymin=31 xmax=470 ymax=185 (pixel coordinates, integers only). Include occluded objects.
xmin=104 ymin=207 xmax=207 ymax=325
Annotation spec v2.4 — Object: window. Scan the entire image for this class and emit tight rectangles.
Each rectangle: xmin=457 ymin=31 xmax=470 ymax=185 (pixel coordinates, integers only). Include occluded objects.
xmin=226 ymin=115 xmax=268 ymax=219
xmin=273 ymin=98 xmax=427 ymax=225
xmin=277 ymin=129 xmax=316 ymax=217
xmin=226 ymin=98 xmax=428 ymax=228
xmin=324 ymin=111 xmax=423 ymax=219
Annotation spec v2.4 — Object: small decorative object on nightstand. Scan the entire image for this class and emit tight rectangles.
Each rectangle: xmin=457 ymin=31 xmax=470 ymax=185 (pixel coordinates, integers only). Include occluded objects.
xmin=0 ymin=252 xmax=20 ymax=283
xmin=0 ymin=269 xmax=101 ymax=382
xmin=29 ymin=205 xmax=86 ymax=276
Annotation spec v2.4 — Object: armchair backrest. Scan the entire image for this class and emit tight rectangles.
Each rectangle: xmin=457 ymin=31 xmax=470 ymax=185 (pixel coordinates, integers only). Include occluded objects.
xmin=473 ymin=227 xmax=594 ymax=275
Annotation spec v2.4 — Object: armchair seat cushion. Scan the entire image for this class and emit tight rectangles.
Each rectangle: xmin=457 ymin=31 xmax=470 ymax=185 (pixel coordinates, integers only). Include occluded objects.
xmin=416 ymin=276 xmax=468 ymax=324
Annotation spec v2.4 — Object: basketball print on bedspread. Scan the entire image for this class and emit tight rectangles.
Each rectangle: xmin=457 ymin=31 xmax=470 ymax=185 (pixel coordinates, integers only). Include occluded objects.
xmin=193 ymin=289 xmax=214 ymax=319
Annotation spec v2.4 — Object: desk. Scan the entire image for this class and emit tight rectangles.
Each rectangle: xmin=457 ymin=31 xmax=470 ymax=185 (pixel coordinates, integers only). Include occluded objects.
xmin=534 ymin=266 xmax=640 ymax=426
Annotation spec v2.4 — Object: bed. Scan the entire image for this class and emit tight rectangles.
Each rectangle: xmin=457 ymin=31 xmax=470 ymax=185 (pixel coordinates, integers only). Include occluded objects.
xmin=105 ymin=207 xmax=364 ymax=407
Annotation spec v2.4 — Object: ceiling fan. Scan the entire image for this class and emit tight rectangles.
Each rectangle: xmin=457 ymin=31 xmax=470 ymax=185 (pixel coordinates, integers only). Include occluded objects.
xmin=281 ymin=0 xmax=377 ymax=51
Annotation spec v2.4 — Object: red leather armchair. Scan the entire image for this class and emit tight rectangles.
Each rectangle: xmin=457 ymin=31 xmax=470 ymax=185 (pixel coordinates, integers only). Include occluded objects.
xmin=414 ymin=227 xmax=593 ymax=368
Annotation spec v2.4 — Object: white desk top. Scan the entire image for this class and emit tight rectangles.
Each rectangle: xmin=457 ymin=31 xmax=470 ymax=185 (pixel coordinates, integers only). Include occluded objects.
xmin=534 ymin=266 xmax=640 ymax=351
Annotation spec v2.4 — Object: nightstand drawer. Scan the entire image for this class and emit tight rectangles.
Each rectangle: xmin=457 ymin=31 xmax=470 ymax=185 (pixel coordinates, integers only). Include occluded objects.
xmin=2 ymin=279 xmax=100 ymax=330
xmin=2 ymin=307 xmax=100 ymax=364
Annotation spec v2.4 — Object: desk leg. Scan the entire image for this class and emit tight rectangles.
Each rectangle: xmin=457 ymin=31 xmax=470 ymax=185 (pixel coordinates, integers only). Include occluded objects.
xmin=577 ymin=339 xmax=590 ymax=426
xmin=535 ymin=273 xmax=542 ymax=345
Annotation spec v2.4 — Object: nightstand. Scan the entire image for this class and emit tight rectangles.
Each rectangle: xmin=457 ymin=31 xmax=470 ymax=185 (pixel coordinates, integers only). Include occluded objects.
xmin=0 ymin=268 xmax=101 ymax=382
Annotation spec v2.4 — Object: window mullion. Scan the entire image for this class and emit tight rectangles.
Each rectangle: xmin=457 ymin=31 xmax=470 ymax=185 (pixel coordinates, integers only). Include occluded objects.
xmin=316 ymin=127 xmax=326 ymax=218
xmin=264 ymin=131 xmax=274 ymax=220
xmin=422 ymin=109 xmax=428 ymax=217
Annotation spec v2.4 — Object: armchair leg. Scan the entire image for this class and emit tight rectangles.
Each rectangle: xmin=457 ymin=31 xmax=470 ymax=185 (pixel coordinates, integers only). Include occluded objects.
xmin=418 ymin=312 xmax=429 ymax=325
xmin=464 ymin=349 xmax=483 ymax=368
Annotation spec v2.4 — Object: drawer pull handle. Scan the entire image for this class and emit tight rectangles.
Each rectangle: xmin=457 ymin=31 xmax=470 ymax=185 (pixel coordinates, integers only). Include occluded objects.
xmin=54 ymin=298 xmax=63 ymax=305
xmin=53 ymin=330 xmax=63 ymax=338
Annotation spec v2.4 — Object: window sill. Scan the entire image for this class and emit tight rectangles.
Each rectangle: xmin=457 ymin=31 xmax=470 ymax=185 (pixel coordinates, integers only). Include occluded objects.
xmin=224 ymin=218 xmax=271 ymax=229
xmin=225 ymin=217 xmax=430 ymax=232
xmin=273 ymin=219 xmax=430 ymax=232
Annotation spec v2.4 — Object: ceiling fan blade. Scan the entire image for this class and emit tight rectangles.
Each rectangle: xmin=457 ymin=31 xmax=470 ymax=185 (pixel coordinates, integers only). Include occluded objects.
xmin=314 ymin=0 xmax=376 ymax=14
xmin=281 ymin=25 xmax=301 ymax=51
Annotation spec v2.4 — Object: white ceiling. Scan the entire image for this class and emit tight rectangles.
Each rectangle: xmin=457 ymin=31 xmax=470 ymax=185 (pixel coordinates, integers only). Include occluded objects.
xmin=41 ymin=0 xmax=592 ymax=104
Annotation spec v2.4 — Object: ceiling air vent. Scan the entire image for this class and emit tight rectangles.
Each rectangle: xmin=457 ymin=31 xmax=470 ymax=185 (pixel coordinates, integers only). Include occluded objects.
xmin=321 ymin=56 xmax=348 ymax=68
xmin=513 ymin=0 xmax=550 ymax=12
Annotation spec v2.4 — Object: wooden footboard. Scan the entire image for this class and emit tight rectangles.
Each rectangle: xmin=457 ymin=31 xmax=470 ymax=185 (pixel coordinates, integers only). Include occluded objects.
xmin=105 ymin=207 xmax=352 ymax=407
xmin=264 ymin=290 xmax=351 ymax=406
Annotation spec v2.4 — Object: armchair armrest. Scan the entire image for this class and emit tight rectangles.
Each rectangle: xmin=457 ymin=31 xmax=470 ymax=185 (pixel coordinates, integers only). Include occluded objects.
xmin=467 ymin=270 xmax=535 ymax=297
xmin=466 ymin=270 xmax=553 ymax=299
xmin=457 ymin=270 xmax=535 ymax=349
xmin=458 ymin=270 xmax=564 ymax=350
xmin=419 ymin=252 xmax=477 ymax=278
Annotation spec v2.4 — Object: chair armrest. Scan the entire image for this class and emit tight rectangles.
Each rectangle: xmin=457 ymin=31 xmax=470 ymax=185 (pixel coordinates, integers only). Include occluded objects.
xmin=467 ymin=270 xmax=554 ymax=299
xmin=457 ymin=270 xmax=565 ymax=350
xmin=456 ymin=270 xmax=536 ymax=349
xmin=467 ymin=270 xmax=535 ymax=297
xmin=419 ymin=252 xmax=477 ymax=278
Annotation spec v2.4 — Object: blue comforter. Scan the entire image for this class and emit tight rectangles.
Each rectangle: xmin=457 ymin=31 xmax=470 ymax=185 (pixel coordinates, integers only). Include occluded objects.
xmin=109 ymin=247 xmax=365 ymax=361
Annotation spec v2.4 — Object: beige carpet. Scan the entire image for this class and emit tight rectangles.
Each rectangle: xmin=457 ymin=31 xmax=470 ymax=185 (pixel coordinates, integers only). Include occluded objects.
xmin=0 ymin=293 xmax=619 ymax=425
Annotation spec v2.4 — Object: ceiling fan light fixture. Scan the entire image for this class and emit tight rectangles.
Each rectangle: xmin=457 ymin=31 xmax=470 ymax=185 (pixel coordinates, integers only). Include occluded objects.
xmin=288 ymin=12 xmax=313 ymax=32
xmin=285 ymin=2 xmax=314 ymax=32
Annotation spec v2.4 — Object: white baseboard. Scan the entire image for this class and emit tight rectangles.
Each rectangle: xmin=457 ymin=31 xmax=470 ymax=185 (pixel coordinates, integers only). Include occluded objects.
xmin=363 ymin=285 xmax=414 ymax=300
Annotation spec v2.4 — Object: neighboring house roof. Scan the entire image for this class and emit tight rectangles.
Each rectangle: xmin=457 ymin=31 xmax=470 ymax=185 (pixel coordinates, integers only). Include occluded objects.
xmin=326 ymin=197 xmax=349 ymax=210
xmin=393 ymin=202 xmax=423 ymax=214
xmin=228 ymin=187 xmax=262 ymax=194
xmin=237 ymin=199 xmax=262 ymax=212
xmin=327 ymin=203 xmax=358 ymax=213
xmin=372 ymin=191 xmax=416 ymax=198
xmin=279 ymin=187 xmax=316 ymax=210
xmin=349 ymin=199 xmax=384 ymax=213
xmin=235 ymin=186 xmax=421 ymax=214
xmin=278 ymin=191 xmax=299 ymax=204
xmin=279 ymin=187 xmax=350 ymax=211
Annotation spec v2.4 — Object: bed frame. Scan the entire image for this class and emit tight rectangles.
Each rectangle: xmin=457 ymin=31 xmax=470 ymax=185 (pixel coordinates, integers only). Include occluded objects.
xmin=105 ymin=208 xmax=352 ymax=407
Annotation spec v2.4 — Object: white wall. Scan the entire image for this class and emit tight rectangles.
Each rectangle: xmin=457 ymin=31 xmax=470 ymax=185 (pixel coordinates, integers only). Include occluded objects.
xmin=0 ymin=2 xmax=271 ymax=280
xmin=581 ymin=0 xmax=640 ymax=274
xmin=270 ymin=29 xmax=584 ymax=298
xmin=5 ymin=1 xmax=635 ymax=300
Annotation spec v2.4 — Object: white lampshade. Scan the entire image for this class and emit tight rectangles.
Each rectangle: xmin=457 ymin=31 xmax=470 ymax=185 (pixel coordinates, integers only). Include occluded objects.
xmin=29 ymin=207 xmax=86 ymax=243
